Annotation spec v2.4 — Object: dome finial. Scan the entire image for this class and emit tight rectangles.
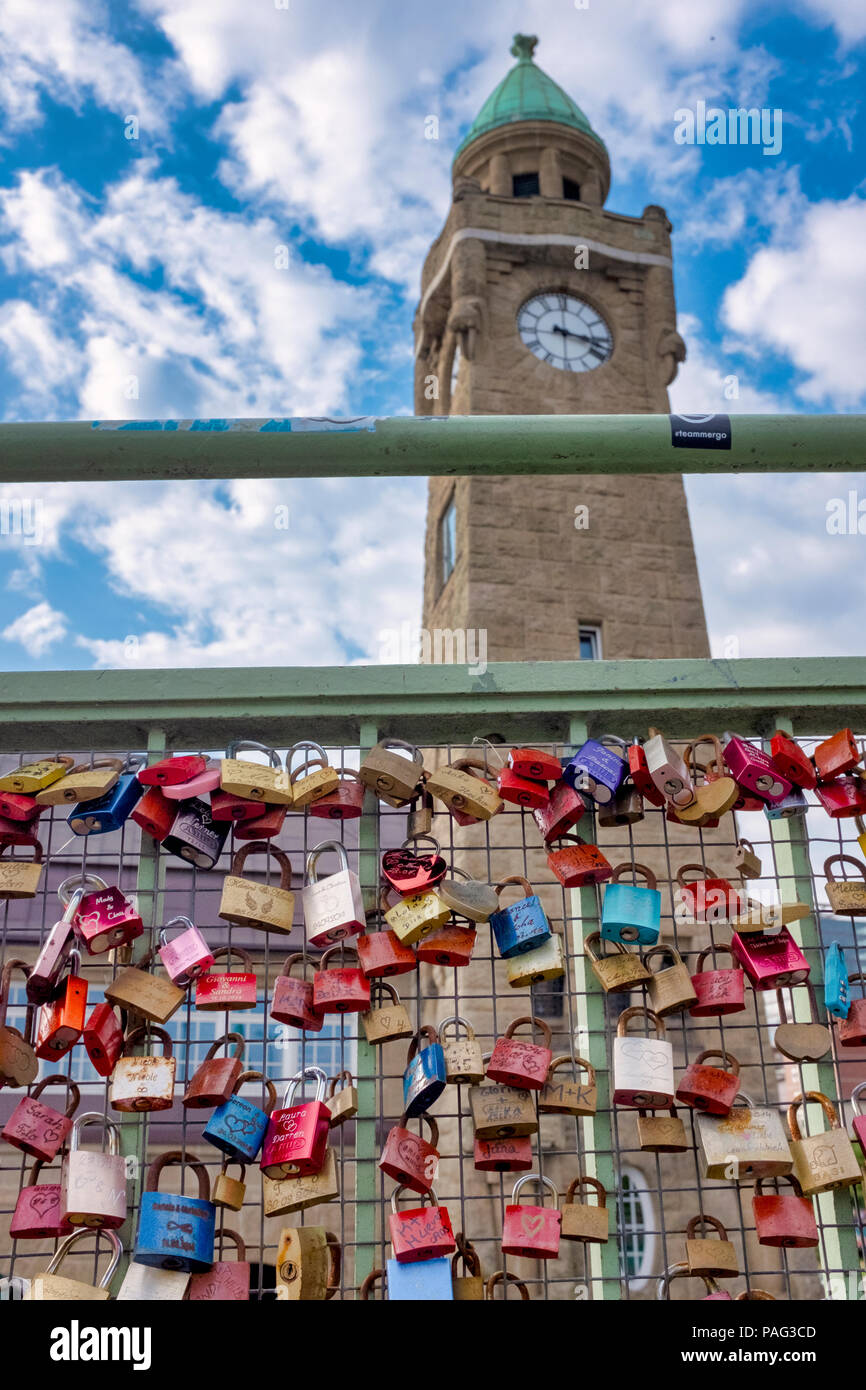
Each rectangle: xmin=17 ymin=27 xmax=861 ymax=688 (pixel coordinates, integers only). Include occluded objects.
xmin=510 ymin=33 xmax=538 ymax=62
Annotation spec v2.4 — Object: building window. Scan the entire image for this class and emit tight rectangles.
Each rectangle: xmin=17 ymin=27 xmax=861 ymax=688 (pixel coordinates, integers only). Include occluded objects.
xmin=579 ymin=626 xmax=602 ymax=660
xmin=513 ymin=172 xmax=540 ymax=198
xmin=619 ymin=1168 xmax=656 ymax=1291
xmin=440 ymin=495 xmax=457 ymax=588
xmin=449 ymin=342 xmax=461 ymax=404
xmin=563 ymin=177 xmax=581 ymax=201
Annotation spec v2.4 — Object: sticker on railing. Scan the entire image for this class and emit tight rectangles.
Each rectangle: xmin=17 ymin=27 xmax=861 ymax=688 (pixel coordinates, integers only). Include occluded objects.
xmin=669 ymin=413 xmax=732 ymax=449
xmin=90 ymin=418 xmax=378 ymax=434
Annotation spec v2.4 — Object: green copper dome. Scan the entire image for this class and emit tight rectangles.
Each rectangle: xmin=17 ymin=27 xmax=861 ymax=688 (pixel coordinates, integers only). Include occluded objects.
xmin=454 ymin=35 xmax=606 ymax=161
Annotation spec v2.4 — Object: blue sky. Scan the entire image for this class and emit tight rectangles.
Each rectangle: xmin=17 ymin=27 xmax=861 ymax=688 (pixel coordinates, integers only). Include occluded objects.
xmin=0 ymin=0 xmax=864 ymax=671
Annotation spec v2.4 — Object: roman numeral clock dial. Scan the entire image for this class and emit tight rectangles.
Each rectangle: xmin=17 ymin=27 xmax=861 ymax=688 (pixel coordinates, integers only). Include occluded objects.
xmin=517 ymin=293 xmax=613 ymax=372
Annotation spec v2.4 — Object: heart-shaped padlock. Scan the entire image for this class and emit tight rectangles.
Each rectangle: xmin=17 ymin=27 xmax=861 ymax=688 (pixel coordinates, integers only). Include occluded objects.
xmin=437 ymin=868 xmax=499 ymax=922
xmin=382 ymin=835 xmax=447 ymax=896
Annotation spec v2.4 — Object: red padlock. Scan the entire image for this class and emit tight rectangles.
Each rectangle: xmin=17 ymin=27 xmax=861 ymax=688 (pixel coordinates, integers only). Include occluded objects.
xmin=770 ymin=732 xmax=817 ymax=790
xmin=416 ymin=923 xmax=476 ymax=968
xmin=187 ymin=1229 xmax=251 ymax=1302
xmin=752 ymin=1175 xmax=818 ymax=1248
xmin=676 ymin=864 xmax=743 ymax=923
xmin=313 ymin=945 xmax=370 ymax=1014
xmin=676 ymin=1049 xmax=740 ymax=1115
xmin=689 ymin=946 xmax=746 ymax=1018
xmin=473 ymin=1135 xmax=533 ymax=1172
xmin=34 ymin=951 xmax=87 ymax=1060
xmin=195 ymin=946 xmax=258 ymax=1011
xmin=131 ymin=785 xmax=176 ymax=841
xmin=0 ymin=813 xmax=42 ymax=843
xmin=814 ymin=728 xmax=860 ymax=780
xmin=260 ymin=1067 xmax=330 ymax=1177
xmin=9 ymin=1161 xmax=74 ymax=1240
xmin=0 ymin=789 xmax=42 ymax=821
xmin=357 ymin=928 xmax=417 ymax=979
xmin=233 ymin=803 xmax=288 ymax=839
xmin=487 ymin=1016 xmax=552 ymax=1091
xmin=547 ymin=835 xmax=613 ymax=888
xmin=379 ymin=1113 xmax=440 ymax=1194
xmin=627 ymin=740 xmax=665 ymax=808
xmin=2 ymin=1074 xmax=80 ymax=1160
xmin=82 ymin=1001 xmax=125 ymax=1077
xmin=497 ymin=766 xmax=549 ymax=808
xmin=269 ymin=954 xmax=324 ymax=1032
xmin=814 ymin=776 xmax=866 ymax=818
xmin=836 ymin=972 xmax=866 ymax=1047
xmin=309 ymin=766 xmax=365 ymax=820
xmin=507 ymin=747 xmax=561 ymax=781
xmin=210 ymin=788 xmax=267 ymax=822
xmin=389 ymin=1186 xmax=455 ymax=1264
xmin=532 ymin=779 xmax=588 ymax=842
xmin=502 ymin=1173 xmax=561 ymax=1259
xmin=138 ymin=753 xmax=208 ymax=787
xmin=183 ymin=1031 xmax=245 ymax=1108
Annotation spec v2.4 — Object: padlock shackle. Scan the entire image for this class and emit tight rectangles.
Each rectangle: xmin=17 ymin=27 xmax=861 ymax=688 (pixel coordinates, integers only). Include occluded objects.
xmin=753 ymin=1173 xmax=805 ymax=1198
xmin=390 ymin=1183 xmax=438 ymax=1213
xmin=399 ymin=832 xmax=441 ymax=852
xmin=657 ymin=1261 xmax=713 ymax=1300
xmin=493 ymin=874 xmax=533 ymax=902
xmin=676 ymin=862 xmax=719 ymax=887
xmin=450 ymin=756 xmax=497 ymax=785
xmin=503 ymin=1014 xmax=552 ymax=1049
xmin=692 ymin=1049 xmax=740 ymax=1075
xmin=145 ymin=1148 xmax=210 ymax=1199
xmin=359 ymin=1267 xmax=385 ymax=1300
xmin=202 ymin=1030 xmax=245 ymax=1063
xmin=452 ymin=1231 xmax=481 ymax=1279
xmin=213 ymin=1228 xmax=246 ymax=1262
xmin=209 ymin=944 xmax=255 ymax=972
xmin=511 ymin=1171 xmax=558 ymax=1206
xmin=486 ymin=1270 xmax=530 ymax=1300
xmin=219 ymin=1157 xmax=247 ymax=1179
xmin=787 ymin=1090 xmax=839 ymax=1142
xmin=642 ymin=943 xmax=686 ymax=971
xmin=583 ymin=930 xmax=631 ymax=962
xmin=736 ymin=1289 xmax=776 ymax=1301
xmin=70 ymin=1111 xmax=121 ymax=1154
xmin=564 ymin=1174 xmax=606 ymax=1208
xmin=823 ymin=852 xmax=866 ymax=883
xmin=288 ymin=740 xmax=330 ymax=777
xmin=28 ymin=1072 xmax=81 ymax=1115
xmin=616 ymin=1005 xmax=666 ymax=1040
xmin=120 ymin=1025 xmax=173 ymax=1059
xmin=694 ymin=944 xmax=736 ymax=972
xmin=370 ymin=979 xmax=401 ymax=1007
xmin=158 ymin=915 xmax=197 ymax=944
xmin=547 ymin=1053 xmax=595 ymax=1083
xmin=319 ymin=944 xmax=360 ymax=970
xmin=437 ymin=1015 xmax=476 ymax=1042
xmin=304 ymin=840 xmax=349 ymax=883
xmin=225 ymin=740 xmax=282 ymax=768
xmin=608 ymin=860 xmax=658 ymax=890
xmin=851 ymin=1080 xmax=866 ymax=1116
xmin=328 ymin=1070 xmax=355 ymax=1097
xmin=232 ymin=1069 xmax=277 ymax=1114
xmin=406 ymin=1024 xmax=439 ymax=1062
xmin=57 ymin=872 xmax=108 ymax=907
xmin=45 ymin=1228 xmax=122 ymax=1287
xmin=0 ymin=834 xmax=43 ymax=865
xmin=686 ymin=1212 xmax=729 ymax=1241
xmin=282 ymin=1064 xmax=328 ymax=1109
xmin=396 ymin=1111 xmax=439 ymax=1149
xmin=281 ymin=953 xmax=316 ymax=982
xmin=229 ymin=841 xmax=293 ymax=889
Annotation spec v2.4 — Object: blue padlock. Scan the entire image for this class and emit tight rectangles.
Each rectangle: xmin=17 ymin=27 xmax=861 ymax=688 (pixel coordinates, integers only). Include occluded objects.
xmin=764 ymin=787 xmax=809 ymax=821
xmin=489 ymin=875 xmax=551 ymax=959
xmin=68 ymin=754 xmax=146 ymax=836
xmin=403 ymin=1025 xmax=446 ymax=1117
xmin=135 ymin=1152 xmax=215 ymax=1272
xmin=824 ymin=941 xmax=850 ymax=1019
xmin=386 ymin=1256 xmax=453 ymax=1301
xmin=601 ymin=862 xmax=661 ymax=946
xmin=203 ymin=1069 xmax=277 ymax=1162
xmin=562 ymin=735 xmax=627 ymax=805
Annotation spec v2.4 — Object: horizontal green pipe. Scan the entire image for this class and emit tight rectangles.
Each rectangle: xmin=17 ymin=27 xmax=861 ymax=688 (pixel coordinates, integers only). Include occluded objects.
xmin=0 ymin=414 xmax=862 ymax=482
xmin=0 ymin=657 xmax=864 ymax=749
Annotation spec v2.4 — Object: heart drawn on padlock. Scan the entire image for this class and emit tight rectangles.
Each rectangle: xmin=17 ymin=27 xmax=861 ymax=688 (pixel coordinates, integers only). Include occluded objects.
xmin=521 ymin=1210 xmax=545 ymax=1237
xmin=225 ymin=1113 xmax=258 ymax=1135
xmin=621 ymin=1041 xmax=668 ymax=1071
xmin=28 ymin=1190 xmax=58 ymax=1215
xmin=382 ymin=841 xmax=446 ymax=895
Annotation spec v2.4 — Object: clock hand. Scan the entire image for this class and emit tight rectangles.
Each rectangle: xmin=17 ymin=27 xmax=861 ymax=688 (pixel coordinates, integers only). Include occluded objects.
xmin=552 ymin=325 xmax=595 ymax=345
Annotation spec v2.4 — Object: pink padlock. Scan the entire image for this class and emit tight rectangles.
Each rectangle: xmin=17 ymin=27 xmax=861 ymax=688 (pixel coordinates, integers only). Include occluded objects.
xmin=26 ymin=873 xmax=97 ymax=1003
xmin=162 ymin=759 xmax=221 ymax=801
xmin=722 ymin=733 xmax=791 ymax=805
xmin=158 ymin=915 xmax=215 ymax=987
xmin=10 ymin=1161 xmax=74 ymax=1240
xmin=2 ymin=1074 xmax=80 ymax=1161
xmin=74 ymin=878 xmax=143 ymax=955
xmin=730 ymin=926 xmax=810 ymax=990
xmin=187 ymin=1229 xmax=250 ymax=1301
xmin=851 ymin=1082 xmax=866 ymax=1154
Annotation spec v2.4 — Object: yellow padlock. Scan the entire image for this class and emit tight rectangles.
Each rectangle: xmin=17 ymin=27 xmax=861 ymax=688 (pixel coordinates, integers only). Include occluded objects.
xmin=384 ymin=889 xmax=450 ymax=945
xmin=0 ymin=754 xmax=74 ymax=794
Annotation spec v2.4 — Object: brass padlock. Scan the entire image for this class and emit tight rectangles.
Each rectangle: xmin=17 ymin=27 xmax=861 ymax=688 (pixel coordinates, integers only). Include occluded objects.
xmin=0 ymin=835 xmax=44 ymax=900
xmin=104 ymin=944 xmax=186 ymax=1025
xmin=326 ymin=1071 xmax=358 ymax=1126
xmin=0 ymin=959 xmax=38 ymax=1087
xmin=735 ymin=838 xmax=762 ymax=879
xmin=213 ymin=1159 xmax=246 ymax=1211
xmin=824 ymin=854 xmax=866 ymax=915
xmin=263 ymin=1146 xmax=339 ymax=1217
xmin=219 ymin=739 xmax=292 ymax=804
xmin=109 ymin=1024 xmax=176 ymax=1112
xmin=406 ymin=787 xmax=434 ymax=837
xmin=219 ymin=842 xmax=295 ymax=933
xmin=362 ymin=980 xmax=413 ymax=1045
xmin=539 ymin=1054 xmax=596 ymax=1116
xmin=439 ymin=1016 xmax=485 ymax=1085
xmin=561 ymin=1176 xmax=609 ymax=1244
xmin=506 ymin=933 xmax=565 ymax=988
xmin=697 ymin=1091 xmax=792 ymax=1180
xmin=288 ymin=741 xmax=340 ymax=808
xmin=486 ymin=1271 xmax=530 ymax=1301
xmin=0 ymin=754 xmax=73 ymax=794
xmin=276 ymin=1227 xmax=340 ymax=1299
xmin=787 ymin=1091 xmax=863 ymax=1195
xmin=638 ymin=1105 xmax=689 ymax=1153
xmin=470 ymin=1076 xmax=537 ymax=1140
xmin=426 ymin=756 xmax=503 ymax=820
xmin=597 ymin=777 xmax=644 ymax=827
xmin=384 ymin=888 xmax=450 ymax=944
xmin=26 ymin=1228 xmax=122 ymax=1301
xmin=675 ymin=736 xmax=739 ymax=825
xmin=358 ymin=738 xmax=425 ymax=807
xmin=644 ymin=944 xmax=698 ymax=1016
xmin=451 ymin=1233 xmax=484 ymax=1300
xmin=685 ymin=1213 xmax=739 ymax=1278
xmin=584 ymin=931 xmax=651 ymax=994
xmin=35 ymin=757 xmax=124 ymax=806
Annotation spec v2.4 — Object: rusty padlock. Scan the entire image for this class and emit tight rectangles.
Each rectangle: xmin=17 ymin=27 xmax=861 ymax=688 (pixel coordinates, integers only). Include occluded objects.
xmin=676 ymin=1049 xmax=740 ymax=1115
xmin=487 ymin=1016 xmax=552 ymax=1091
xmin=182 ymin=1031 xmax=245 ymax=1109
xmin=379 ymin=1113 xmax=440 ymax=1194
xmin=560 ymin=1175 xmax=609 ymax=1244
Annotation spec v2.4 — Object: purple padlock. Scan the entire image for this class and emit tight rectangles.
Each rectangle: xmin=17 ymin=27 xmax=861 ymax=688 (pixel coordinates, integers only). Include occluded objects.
xmin=562 ymin=736 xmax=627 ymax=805
xmin=723 ymin=733 xmax=791 ymax=805
xmin=158 ymin=915 xmax=215 ymax=987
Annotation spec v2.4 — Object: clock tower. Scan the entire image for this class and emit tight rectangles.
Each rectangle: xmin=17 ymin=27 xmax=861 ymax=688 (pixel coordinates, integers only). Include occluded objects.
xmin=416 ymin=34 xmax=709 ymax=661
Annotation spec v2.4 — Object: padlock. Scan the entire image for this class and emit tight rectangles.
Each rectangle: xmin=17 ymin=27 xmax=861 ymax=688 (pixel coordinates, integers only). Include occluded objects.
xmin=302 ymin=840 xmax=364 ymax=947
xmin=35 ymin=950 xmax=87 ymax=1059
xmin=356 ymin=897 xmax=418 ymax=977
xmin=195 ymin=945 xmax=258 ymax=1011
xmin=210 ymin=786 xmax=270 ymax=822
xmin=773 ymin=984 xmax=831 ymax=1061
xmin=104 ymin=944 xmax=186 ymax=1025
xmin=131 ymin=784 xmax=176 ymax=841
xmin=697 ymin=1091 xmax=793 ymax=1180
xmin=135 ymin=1152 xmax=215 ymax=1272
xmin=473 ymin=1135 xmax=533 ymax=1171
xmin=66 ymin=755 xmax=146 ymax=835
xmin=358 ymin=739 xmax=424 ymax=806
xmin=416 ymin=922 xmax=477 ymax=967
xmin=496 ymin=763 xmax=549 ymax=808
xmin=597 ymin=776 xmax=645 ymax=827
xmin=735 ymin=837 xmax=763 ymax=879
xmin=643 ymin=731 xmax=695 ymax=807
xmin=436 ymin=866 xmax=499 ymax=922
xmin=138 ymin=752 xmax=208 ymax=787
xmin=502 ymin=1173 xmax=561 ymax=1259
xmin=730 ymin=925 xmax=811 ymax=989
xmin=613 ymin=1005 xmax=674 ymax=1108
xmin=824 ymin=942 xmax=849 ymax=1019
xmin=689 ymin=945 xmax=745 ymax=1017
xmin=674 ymin=735 xmax=738 ymax=825
xmin=764 ymin=786 xmax=809 ymax=820
xmin=313 ymin=945 xmax=370 ymax=1014
xmin=547 ymin=834 xmax=613 ymax=888
xmin=219 ymin=842 xmax=295 ymax=933
xmin=676 ymin=1049 xmax=740 ymax=1115
xmin=814 ymin=774 xmax=866 ymax=818
xmin=188 ymin=1229 xmax=251 ymax=1302
xmin=384 ymin=886 xmax=450 ymax=945
xmin=2 ymin=1073 xmax=80 ymax=1160
xmin=288 ymin=740 xmax=340 ymax=808
xmin=61 ymin=1113 xmax=127 ymax=1229
xmin=752 ymin=1175 xmax=818 ymax=1249
xmin=851 ymin=1081 xmax=866 ymax=1154
xmin=0 ymin=791 xmax=41 ymax=824
xmin=158 ymin=914 xmax=215 ymax=986
xmin=814 ymin=728 xmax=860 ymax=780
xmin=389 ymin=1185 xmax=455 ymax=1263
xmin=451 ymin=1235 xmax=484 ymax=1300
xmin=379 ymin=1113 xmax=440 ymax=1194
xmin=262 ymin=1146 xmax=339 ymax=1217
xmin=470 ymin=1076 xmax=538 ymax=1139
xmin=261 ymin=1066 xmax=330 ymax=1177
xmin=276 ymin=1227 xmax=341 ymax=1300
xmin=657 ymin=1263 xmax=731 ymax=1302
xmin=487 ymin=1016 xmax=552 ymax=1091
xmin=824 ymin=853 xmax=866 ymax=915
xmin=685 ymin=1213 xmax=739 ymax=1278
xmin=71 ymin=876 xmax=143 ymax=955
xmin=270 ymin=954 xmax=324 ymax=1032
xmin=162 ymin=795 xmax=229 ymax=869
xmin=162 ymin=759 xmax=221 ymax=800
xmin=35 ymin=756 xmax=124 ymax=805
xmin=857 ymin=814 xmax=866 ymax=857
xmin=406 ymin=785 xmax=435 ymax=835
xmin=10 ymin=1159 xmax=73 ymax=1240
xmin=0 ymin=959 xmax=38 ymax=1086
xmin=506 ymin=932 xmax=565 ymax=988
xmin=383 ymin=1258 xmax=454 ymax=1301
xmin=769 ymin=730 xmax=817 ymax=789
xmin=584 ymin=931 xmax=651 ymax=994
xmin=532 ymin=777 xmax=589 ymax=841
xmin=601 ymin=862 xmax=661 ymax=945
xmin=0 ymin=753 xmax=73 ymax=794
xmin=486 ymin=1271 xmax=531 ymax=1301
xmin=362 ymin=979 xmax=413 ymax=1044
xmin=326 ymin=1070 xmax=358 ymax=1126
xmin=232 ymin=800 xmax=288 ymax=840
xmin=117 ymin=1260 xmax=190 ymax=1302
xmin=183 ymin=1030 xmax=245 ymax=1109
xmin=219 ymin=739 xmax=292 ymax=804
xmin=439 ymin=1015 xmax=485 ymax=1084
xmin=427 ymin=756 xmax=503 ymax=820
xmin=561 ymin=1176 xmax=609 ymax=1244
xmin=25 ymin=1228 xmax=122 ymax=1302
xmin=837 ymin=972 xmax=866 ymax=1046
xmin=213 ymin=1160 xmax=246 ymax=1211
xmin=382 ymin=833 xmax=446 ymax=896
xmin=539 ymin=1054 xmax=596 ymax=1116
xmin=109 ymin=1026 xmax=176 ymax=1112
xmin=507 ymin=746 xmax=561 ymax=781
xmin=637 ymin=1105 xmax=688 ymax=1153
xmin=563 ymin=734 xmax=627 ymax=805
xmin=489 ymin=876 xmax=551 ymax=958
xmin=722 ymin=732 xmax=791 ymax=804
xmin=675 ymin=863 xmax=744 ymax=924
xmin=626 ymin=737 xmax=665 ymax=807
xmin=403 ymin=1025 xmax=447 ymax=1116
xmin=787 ymin=1091 xmax=863 ymax=1195
xmin=309 ymin=765 xmax=365 ymax=820
xmin=644 ymin=945 xmax=698 ymax=1016
xmin=0 ymin=834 xmax=43 ymax=898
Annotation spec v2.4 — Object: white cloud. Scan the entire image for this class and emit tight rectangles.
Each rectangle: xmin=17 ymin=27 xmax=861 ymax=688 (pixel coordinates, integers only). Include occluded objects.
xmin=795 ymin=0 xmax=866 ymax=44
xmin=670 ymin=313 xmax=788 ymax=413
xmin=2 ymin=601 xmax=68 ymax=656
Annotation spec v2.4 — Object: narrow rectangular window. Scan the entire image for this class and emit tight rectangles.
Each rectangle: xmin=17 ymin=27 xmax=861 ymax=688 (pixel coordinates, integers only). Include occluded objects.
xmin=562 ymin=177 xmax=581 ymax=201
xmin=579 ymin=625 xmax=602 ymax=660
xmin=440 ymin=496 xmax=457 ymax=587
xmin=512 ymin=172 xmax=540 ymax=198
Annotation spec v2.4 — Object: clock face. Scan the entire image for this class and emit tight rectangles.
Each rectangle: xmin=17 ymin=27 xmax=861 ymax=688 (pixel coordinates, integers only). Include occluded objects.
xmin=517 ymin=293 xmax=613 ymax=372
